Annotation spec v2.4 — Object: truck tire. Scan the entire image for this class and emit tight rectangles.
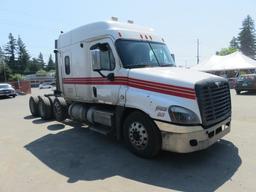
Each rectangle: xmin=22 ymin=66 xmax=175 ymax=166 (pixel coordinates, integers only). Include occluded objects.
xmin=53 ymin=97 xmax=68 ymax=122
xmin=29 ymin=96 xmax=39 ymax=117
xmin=48 ymin=95 xmax=55 ymax=112
xmin=123 ymin=111 xmax=162 ymax=158
xmin=38 ymin=96 xmax=53 ymax=120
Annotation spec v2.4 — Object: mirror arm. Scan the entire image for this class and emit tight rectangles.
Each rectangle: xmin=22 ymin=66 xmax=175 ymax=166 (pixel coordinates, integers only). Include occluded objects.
xmin=95 ymin=70 xmax=106 ymax=78
xmin=94 ymin=70 xmax=115 ymax=81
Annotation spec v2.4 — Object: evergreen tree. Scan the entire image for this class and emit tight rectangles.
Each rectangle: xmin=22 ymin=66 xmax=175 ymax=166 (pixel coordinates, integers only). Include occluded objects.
xmin=230 ymin=37 xmax=239 ymax=49
xmin=37 ymin=52 xmax=45 ymax=69
xmin=27 ymin=58 xmax=41 ymax=73
xmin=0 ymin=47 xmax=4 ymax=59
xmin=46 ymin=54 xmax=55 ymax=71
xmin=4 ymin=33 xmax=17 ymax=71
xmin=238 ymin=15 xmax=256 ymax=59
xmin=17 ymin=36 xmax=30 ymax=74
xmin=216 ymin=47 xmax=237 ymax=56
xmin=0 ymin=62 xmax=12 ymax=82
xmin=0 ymin=47 xmax=12 ymax=81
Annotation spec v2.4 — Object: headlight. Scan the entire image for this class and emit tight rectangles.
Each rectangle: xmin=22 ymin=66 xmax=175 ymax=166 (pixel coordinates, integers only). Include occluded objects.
xmin=169 ymin=106 xmax=200 ymax=125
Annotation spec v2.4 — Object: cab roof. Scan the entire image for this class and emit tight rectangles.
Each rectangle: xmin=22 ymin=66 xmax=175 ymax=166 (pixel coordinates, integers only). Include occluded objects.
xmin=58 ymin=21 xmax=163 ymax=48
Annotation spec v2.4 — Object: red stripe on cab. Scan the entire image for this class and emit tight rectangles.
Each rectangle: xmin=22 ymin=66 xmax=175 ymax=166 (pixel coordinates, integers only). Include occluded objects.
xmin=63 ymin=77 xmax=196 ymax=100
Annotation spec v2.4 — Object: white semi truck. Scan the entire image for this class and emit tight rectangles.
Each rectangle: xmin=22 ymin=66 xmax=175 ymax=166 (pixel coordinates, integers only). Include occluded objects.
xmin=29 ymin=20 xmax=231 ymax=158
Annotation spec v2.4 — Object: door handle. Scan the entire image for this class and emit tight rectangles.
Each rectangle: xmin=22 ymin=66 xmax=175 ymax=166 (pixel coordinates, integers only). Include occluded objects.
xmin=93 ymin=87 xmax=97 ymax=97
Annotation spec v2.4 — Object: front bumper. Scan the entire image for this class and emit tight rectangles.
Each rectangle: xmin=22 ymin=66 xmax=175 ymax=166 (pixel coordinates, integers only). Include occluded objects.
xmin=155 ymin=117 xmax=231 ymax=153
xmin=0 ymin=92 xmax=15 ymax=96
xmin=0 ymin=93 xmax=14 ymax=96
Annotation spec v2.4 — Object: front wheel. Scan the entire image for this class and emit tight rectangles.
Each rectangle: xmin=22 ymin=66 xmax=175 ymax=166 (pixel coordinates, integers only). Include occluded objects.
xmin=123 ymin=111 xmax=162 ymax=158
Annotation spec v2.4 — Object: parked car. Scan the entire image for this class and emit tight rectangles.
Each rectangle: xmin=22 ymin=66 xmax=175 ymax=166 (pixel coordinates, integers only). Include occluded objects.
xmin=0 ymin=83 xmax=16 ymax=98
xmin=39 ymin=82 xmax=55 ymax=89
xmin=235 ymin=74 xmax=256 ymax=94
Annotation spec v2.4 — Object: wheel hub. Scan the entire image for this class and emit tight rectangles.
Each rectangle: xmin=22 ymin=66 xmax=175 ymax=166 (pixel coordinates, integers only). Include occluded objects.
xmin=129 ymin=122 xmax=148 ymax=150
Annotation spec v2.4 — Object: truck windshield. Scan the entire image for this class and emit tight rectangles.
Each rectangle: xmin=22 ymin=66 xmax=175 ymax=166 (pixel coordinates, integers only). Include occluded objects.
xmin=115 ymin=39 xmax=175 ymax=68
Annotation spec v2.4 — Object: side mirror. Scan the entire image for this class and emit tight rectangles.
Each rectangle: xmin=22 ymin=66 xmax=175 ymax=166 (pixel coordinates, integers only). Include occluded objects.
xmin=91 ymin=49 xmax=101 ymax=71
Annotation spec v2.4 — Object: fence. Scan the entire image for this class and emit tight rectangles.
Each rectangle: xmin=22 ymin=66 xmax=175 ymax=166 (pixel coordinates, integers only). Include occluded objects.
xmin=9 ymin=80 xmax=31 ymax=94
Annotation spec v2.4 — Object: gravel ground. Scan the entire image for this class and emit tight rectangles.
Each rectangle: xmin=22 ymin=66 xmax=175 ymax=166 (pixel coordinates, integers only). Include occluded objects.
xmin=0 ymin=88 xmax=255 ymax=192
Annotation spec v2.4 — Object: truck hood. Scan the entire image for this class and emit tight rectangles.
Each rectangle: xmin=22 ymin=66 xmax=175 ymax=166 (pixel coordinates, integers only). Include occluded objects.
xmin=128 ymin=67 xmax=223 ymax=89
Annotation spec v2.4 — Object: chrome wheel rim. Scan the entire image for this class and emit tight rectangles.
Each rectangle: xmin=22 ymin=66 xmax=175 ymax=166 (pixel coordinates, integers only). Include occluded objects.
xmin=128 ymin=121 xmax=148 ymax=150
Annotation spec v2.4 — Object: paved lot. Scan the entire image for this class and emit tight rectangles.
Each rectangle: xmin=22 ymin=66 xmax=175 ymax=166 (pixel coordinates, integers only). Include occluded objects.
xmin=0 ymin=88 xmax=255 ymax=192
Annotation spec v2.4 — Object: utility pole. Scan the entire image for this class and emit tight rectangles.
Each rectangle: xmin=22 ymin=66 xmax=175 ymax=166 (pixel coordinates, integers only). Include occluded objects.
xmin=197 ymin=38 xmax=200 ymax=64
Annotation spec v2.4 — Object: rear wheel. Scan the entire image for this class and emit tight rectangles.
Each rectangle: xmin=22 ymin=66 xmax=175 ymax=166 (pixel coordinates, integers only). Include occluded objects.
xmin=123 ymin=111 xmax=162 ymax=158
xmin=38 ymin=96 xmax=53 ymax=120
xmin=29 ymin=96 xmax=39 ymax=116
xmin=53 ymin=97 xmax=68 ymax=122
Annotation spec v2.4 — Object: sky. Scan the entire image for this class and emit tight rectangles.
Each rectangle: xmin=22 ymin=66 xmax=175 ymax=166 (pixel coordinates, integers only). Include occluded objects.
xmin=1 ymin=0 xmax=256 ymax=67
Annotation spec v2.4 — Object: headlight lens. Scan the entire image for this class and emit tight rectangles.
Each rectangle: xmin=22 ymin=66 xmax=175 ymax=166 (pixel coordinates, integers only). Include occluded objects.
xmin=169 ymin=106 xmax=200 ymax=125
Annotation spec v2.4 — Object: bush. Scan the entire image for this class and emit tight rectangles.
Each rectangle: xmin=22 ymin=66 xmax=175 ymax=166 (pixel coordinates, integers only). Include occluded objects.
xmin=36 ymin=69 xmax=47 ymax=76
xmin=10 ymin=73 xmax=24 ymax=81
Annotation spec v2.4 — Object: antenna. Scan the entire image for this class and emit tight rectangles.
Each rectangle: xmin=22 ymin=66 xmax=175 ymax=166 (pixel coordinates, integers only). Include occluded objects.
xmin=197 ymin=38 xmax=200 ymax=64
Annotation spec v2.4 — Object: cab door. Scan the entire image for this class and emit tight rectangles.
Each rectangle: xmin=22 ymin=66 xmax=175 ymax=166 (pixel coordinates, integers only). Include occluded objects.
xmin=89 ymin=38 xmax=122 ymax=105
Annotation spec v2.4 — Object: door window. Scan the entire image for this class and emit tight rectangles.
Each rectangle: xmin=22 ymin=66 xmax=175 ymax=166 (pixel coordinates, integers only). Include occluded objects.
xmin=64 ymin=56 xmax=70 ymax=75
xmin=91 ymin=43 xmax=115 ymax=71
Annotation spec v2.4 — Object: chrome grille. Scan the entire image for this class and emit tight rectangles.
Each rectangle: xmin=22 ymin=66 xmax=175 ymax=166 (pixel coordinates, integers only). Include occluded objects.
xmin=195 ymin=78 xmax=231 ymax=128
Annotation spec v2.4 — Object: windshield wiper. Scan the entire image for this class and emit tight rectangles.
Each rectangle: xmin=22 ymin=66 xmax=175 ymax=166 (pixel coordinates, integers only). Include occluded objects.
xmin=160 ymin=64 xmax=175 ymax=67
xmin=126 ymin=64 xmax=153 ymax=69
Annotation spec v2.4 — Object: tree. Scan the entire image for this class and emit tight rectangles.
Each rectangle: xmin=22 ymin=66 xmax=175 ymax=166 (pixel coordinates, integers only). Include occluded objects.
xmin=0 ymin=47 xmax=11 ymax=81
xmin=238 ymin=15 xmax=256 ymax=59
xmin=4 ymin=33 xmax=17 ymax=72
xmin=27 ymin=58 xmax=41 ymax=74
xmin=230 ymin=37 xmax=239 ymax=49
xmin=17 ymin=36 xmax=30 ymax=74
xmin=0 ymin=62 xmax=12 ymax=82
xmin=46 ymin=54 xmax=55 ymax=71
xmin=216 ymin=47 xmax=237 ymax=56
xmin=37 ymin=52 xmax=45 ymax=70
xmin=36 ymin=69 xmax=47 ymax=76
xmin=10 ymin=73 xmax=24 ymax=81
xmin=0 ymin=47 xmax=4 ymax=59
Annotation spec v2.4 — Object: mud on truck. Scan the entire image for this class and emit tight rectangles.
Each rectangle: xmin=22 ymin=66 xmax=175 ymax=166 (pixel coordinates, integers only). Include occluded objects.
xmin=29 ymin=20 xmax=231 ymax=158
